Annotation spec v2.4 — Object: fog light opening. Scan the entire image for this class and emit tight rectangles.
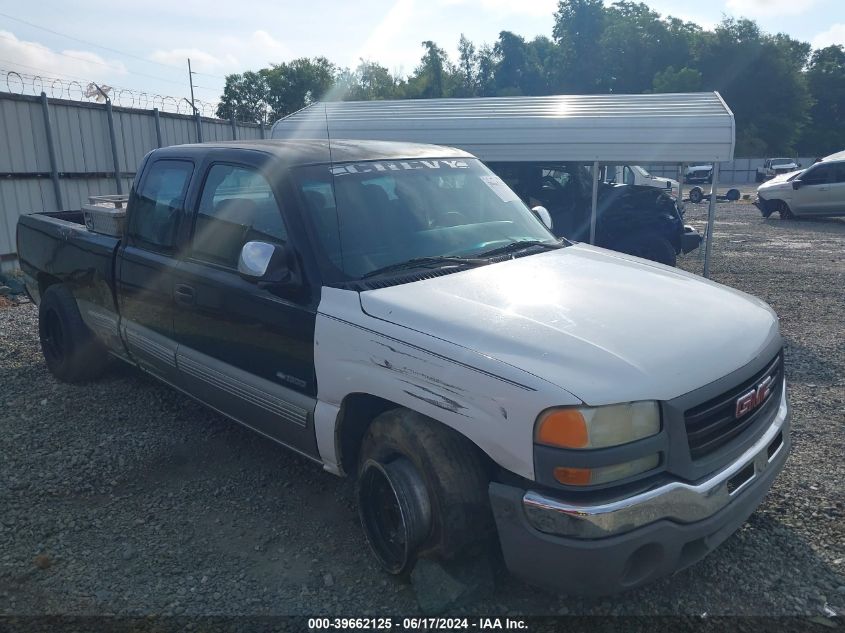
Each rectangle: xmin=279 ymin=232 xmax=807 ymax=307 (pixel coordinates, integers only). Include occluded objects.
xmin=621 ymin=542 xmax=663 ymax=587
xmin=767 ymin=432 xmax=784 ymax=461
xmin=726 ymin=462 xmax=755 ymax=495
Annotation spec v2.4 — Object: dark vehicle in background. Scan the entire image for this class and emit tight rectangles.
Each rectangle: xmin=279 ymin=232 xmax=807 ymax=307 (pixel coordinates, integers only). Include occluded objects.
xmin=491 ymin=162 xmax=701 ymax=267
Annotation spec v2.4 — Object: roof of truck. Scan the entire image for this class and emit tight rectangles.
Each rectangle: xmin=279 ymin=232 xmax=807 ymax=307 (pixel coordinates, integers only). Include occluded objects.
xmin=155 ymin=138 xmax=472 ymax=164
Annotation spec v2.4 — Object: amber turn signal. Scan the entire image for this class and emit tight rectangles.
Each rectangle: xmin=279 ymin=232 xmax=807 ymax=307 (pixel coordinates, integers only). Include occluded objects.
xmin=553 ymin=467 xmax=592 ymax=485
xmin=536 ymin=409 xmax=589 ymax=449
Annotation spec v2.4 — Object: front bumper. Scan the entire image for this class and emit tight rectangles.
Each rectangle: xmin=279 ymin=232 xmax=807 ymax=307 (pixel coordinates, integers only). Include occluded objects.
xmin=489 ymin=389 xmax=790 ymax=594
xmin=681 ymin=225 xmax=702 ymax=253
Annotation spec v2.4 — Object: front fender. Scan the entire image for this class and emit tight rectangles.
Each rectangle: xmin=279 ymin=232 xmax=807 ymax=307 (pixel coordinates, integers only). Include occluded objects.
xmin=312 ymin=287 xmax=579 ymax=481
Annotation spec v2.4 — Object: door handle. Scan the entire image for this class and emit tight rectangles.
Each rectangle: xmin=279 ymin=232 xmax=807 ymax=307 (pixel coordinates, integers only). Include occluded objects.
xmin=174 ymin=284 xmax=195 ymax=305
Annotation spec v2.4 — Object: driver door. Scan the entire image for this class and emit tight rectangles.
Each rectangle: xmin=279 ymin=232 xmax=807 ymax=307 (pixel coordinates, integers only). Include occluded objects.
xmin=171 ymin=154 xmax=319 ymax=456
xmin=794 ymin=164 xmax=834 ymax=215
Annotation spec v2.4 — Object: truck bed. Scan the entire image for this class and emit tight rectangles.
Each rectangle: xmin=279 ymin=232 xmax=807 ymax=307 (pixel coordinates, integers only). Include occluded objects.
xmin=16 ymin=211 xmax=121 ymax=315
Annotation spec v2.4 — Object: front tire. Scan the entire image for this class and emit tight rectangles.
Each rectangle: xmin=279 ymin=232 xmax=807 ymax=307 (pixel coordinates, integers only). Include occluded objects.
xmin=356 ymin=409 xmax=492 ymax=576
xmin=778 ymin=201 xmax=794 ymax=220
xmin=38 ymin=284 xmax=108 ymax=382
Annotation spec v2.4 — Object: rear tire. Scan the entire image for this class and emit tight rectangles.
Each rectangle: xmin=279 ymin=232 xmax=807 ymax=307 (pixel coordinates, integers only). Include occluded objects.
xmin=38 ymin=285 xmax=109 ymax=382
xmin=356 ymin=408 xmax=493 ymax=576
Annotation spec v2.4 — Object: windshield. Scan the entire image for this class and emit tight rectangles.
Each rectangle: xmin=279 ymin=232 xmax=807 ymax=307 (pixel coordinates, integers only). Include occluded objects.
xmin=771 ymin=158 xmax=794 ymax=166
xmin=632 ymin=165 xmax=652 ymax=178
xmin=294 ymin=158 xmax=557 ymax=280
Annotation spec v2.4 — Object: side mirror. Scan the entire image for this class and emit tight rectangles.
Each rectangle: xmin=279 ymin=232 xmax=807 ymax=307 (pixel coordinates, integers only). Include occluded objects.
xmin=798 ymin=163 xmax=802 ymax=168
xmin=238 ymin=241 xmax=302 ymax=291
xmin=531 ymin=205 xmax=553 ymax=231
xmin=791 ymin=180 xmax=802 ymax=190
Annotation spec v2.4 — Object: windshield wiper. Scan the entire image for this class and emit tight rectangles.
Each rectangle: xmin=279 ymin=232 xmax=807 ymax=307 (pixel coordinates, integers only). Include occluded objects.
xmin=361 ymin=256 xmax=489 ymax=279
xmin=473 ymin=239 xmax=564 ymax=259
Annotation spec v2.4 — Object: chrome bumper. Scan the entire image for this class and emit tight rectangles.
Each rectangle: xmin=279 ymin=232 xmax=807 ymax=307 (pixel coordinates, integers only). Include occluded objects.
xmin=523 ymin=387 xmax=789 ymax=539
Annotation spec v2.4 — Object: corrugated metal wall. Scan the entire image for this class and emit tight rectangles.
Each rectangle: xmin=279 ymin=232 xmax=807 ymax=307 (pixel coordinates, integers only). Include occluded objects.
xmin=0 ymin=91 xmax=264 ymax=263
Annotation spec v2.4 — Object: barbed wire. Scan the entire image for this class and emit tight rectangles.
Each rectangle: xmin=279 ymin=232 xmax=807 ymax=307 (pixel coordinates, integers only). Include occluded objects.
xmin=1 ymin=67 xmax=220 ymax=117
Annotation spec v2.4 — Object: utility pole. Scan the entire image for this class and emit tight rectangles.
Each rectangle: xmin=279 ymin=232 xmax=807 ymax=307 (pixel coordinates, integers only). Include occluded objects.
xmin=187 ymin=58 xmax=196 ymax=112
xmin=187 ymin=58 xmax=202 ymax=142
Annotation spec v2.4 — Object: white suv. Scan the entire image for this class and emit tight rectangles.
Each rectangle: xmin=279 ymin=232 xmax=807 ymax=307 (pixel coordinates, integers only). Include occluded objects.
xmin=755 ymin=153 xmax=845 ymax=219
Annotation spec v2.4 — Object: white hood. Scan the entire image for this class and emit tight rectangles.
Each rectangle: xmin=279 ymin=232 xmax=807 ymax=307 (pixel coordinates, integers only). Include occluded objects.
xmin=760 ymin=169 xmax=803 ymax=188
xmin=359 ymin=245 xmax=779 ymax=405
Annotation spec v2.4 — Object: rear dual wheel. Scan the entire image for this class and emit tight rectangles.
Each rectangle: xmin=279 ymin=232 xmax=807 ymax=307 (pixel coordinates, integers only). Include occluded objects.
xmin=356 ymin=409 xmax=493 ymax=576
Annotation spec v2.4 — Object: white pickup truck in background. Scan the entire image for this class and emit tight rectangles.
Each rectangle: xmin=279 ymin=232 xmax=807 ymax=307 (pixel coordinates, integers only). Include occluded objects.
xmin=756 ymin=158 xmax=801 ymax=182
xmin=603 ymin=164 xmax=680 ymax=199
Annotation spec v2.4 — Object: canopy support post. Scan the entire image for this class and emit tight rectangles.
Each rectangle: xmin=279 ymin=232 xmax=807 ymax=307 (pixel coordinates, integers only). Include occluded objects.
xmin=703 ymin=163 xmax=720 ymax=278
xmin=677 ymin=163 xmax=684 ymax=211
xmin=590 ymin=160 xmax=599 ymax=244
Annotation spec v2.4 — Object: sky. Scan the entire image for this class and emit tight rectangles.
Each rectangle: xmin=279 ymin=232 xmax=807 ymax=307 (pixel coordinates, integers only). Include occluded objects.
xmin=0 ymin=0 xmax=843 ymax=110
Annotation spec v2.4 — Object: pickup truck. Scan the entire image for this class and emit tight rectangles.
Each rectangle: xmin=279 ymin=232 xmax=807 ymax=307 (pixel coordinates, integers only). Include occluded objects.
xmin=756 ymin=158 xmax=801 ymax=183
xmin=17 ymin=139 xmax=790 ymax=595
xmin=603 ymin=164 xmax=680 ymax=199
xmin=684 ymin=164 xmax=713 ymax=184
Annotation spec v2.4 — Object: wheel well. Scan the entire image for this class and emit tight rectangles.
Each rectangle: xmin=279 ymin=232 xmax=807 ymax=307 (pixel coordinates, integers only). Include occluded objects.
xmin=334 ymin=394 xmax=495 ymax=478
xmin=37 ymin=273 xmax=62 ymax=298
xmin=336 ymin=393 xmax=398 ymax=476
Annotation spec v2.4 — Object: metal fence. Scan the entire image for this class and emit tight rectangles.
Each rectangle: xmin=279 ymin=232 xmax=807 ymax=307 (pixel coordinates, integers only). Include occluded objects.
xmin=0 ymin=90 xmax=265 ymax=267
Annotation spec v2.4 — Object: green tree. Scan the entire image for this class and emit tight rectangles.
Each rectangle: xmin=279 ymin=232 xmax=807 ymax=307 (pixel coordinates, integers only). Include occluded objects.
xmin=493 ymin=31 xmax=545 ymax=95
xmin=652 ymin=66 xmax=702 ymax=92
xmin=407 ymin=41 xmax=454 ymax=98
xmin=552 ymin=0 xmax=607 ymax=92
xmin=695 ymin=18 xmax=812 ymax=154
xmin=345 ymin=60 xmax=404 ymax=100
xmin=599 ymin=2 xmax=673 ymax=93
xmin=475 ymin=44 xmax=499 ymax=97
xmin=216 ymin=70 xmax=269 ymax=123
xmin=263 ymin=57 xmax=336 ymax=119
xmin=456 ymin=34 xmax=478 ymax=97
xmin=799 ymin=45 xmax=845 ymax=154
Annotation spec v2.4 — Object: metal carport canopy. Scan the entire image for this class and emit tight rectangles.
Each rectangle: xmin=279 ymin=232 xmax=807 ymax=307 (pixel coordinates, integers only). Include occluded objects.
xmin=271 ymin=92 xmax=736 ymax=275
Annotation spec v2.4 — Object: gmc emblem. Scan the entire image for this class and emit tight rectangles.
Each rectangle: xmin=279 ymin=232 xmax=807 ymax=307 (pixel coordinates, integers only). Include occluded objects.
xmin=735 ymin=375 xmax=774 ymax=418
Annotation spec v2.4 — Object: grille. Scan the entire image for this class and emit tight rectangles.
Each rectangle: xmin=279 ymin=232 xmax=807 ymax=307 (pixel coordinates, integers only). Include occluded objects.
xmin=684 ymin=353 xmax=783 ymax=460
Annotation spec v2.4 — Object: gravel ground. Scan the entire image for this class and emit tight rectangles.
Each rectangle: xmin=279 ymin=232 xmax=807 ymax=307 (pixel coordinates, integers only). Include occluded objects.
xmin=0 ymin=200 xmax=843 ymax=618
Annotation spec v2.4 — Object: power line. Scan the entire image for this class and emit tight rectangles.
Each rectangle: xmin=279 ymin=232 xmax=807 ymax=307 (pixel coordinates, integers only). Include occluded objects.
xmin=0 ymin=33 xmax=221 ymax=93
xmin=0 ymin=11 xmax=226 ymax=79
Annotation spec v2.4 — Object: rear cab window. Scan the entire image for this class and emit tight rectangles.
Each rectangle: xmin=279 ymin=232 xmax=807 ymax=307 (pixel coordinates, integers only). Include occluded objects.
xmin=127 ymin=160 xmax=193 ymax=252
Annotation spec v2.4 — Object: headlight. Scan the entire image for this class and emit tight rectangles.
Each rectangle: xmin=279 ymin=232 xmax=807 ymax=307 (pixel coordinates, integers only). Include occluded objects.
xmin=535 ymin=402 xmax=660 ymax=450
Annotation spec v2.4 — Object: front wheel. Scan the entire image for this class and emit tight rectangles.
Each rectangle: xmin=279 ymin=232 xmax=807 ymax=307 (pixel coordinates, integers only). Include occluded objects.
xmin=778 ymin=201 xmax=794 ymax=220
xmin=356 ymin=409 xmax=492 ymax=576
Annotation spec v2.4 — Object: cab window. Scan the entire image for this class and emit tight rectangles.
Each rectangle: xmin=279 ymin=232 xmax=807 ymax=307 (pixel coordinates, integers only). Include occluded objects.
xmin=802 ymin=165 xmax=833 ymax=185
xmin=191 ymin=164 xmax=288 ymax=269
xmin=128 ymin=160 xmax=193 ymax=252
